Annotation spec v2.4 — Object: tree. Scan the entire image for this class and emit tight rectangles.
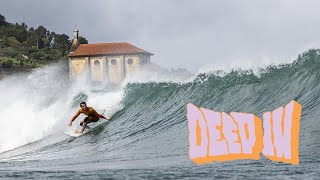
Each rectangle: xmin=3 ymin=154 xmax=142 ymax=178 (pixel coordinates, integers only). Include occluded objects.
xmin=0 ymin=14 xmax=90 ymax=62
xmin=35 ymin=25 xmax=47 ymax=38
xmin=14 ymin=25 xmax=28 ymax=43
xmin=25 ymin=35 xmax=37 ymax=48
xmin=37 ymin=38 xmax=45 ymax=49
xmin=0 ymin=14 xmax=7 ymax=26
xmin=21 ymin=22 xmax=28 ymax=30
xmin=79 ymin=36 xmax=88 ymax=44
xmin=7 ymin=37 xmax=21 ymax=50
xmin=0 ymin=38 xmax=5 ymax=48
xmin=55 ymin=34 xmax=70 ymax=55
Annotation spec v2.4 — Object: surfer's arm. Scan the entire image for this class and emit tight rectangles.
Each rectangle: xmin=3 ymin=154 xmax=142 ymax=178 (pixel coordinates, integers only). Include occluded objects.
xmin=98 ymin=114 xmax=109 ymax=120
xmin=68 ymin=111 xmax=81 ymax=126
xmin=93 ymin=111 xmax=109 ymax=120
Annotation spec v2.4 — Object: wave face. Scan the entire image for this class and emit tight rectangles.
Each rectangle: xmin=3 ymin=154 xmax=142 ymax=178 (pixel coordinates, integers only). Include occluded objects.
xmin=1 ymin=50 xmax=320 ymax=179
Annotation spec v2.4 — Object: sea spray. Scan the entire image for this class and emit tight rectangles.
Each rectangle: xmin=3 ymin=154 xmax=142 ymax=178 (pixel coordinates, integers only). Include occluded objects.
xmin=0 ymin=63 xmax=124 ymax=153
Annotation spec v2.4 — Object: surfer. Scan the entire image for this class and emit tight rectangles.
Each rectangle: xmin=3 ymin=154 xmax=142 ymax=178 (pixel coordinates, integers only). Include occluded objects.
xmin=68 ymin=101 xmax=110 ymax=134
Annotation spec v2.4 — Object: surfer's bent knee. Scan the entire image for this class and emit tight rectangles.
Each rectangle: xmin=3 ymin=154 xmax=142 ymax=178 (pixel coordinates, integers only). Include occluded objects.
xmin=80 ymin=117 xmax=90 ymax=126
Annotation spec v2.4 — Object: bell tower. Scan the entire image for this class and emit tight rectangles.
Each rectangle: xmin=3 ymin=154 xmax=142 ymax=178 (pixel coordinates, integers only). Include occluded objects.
xmin=70 ymin=28 xmax=80 ymax=52
xmin=74 ymin=28 xmax=79 ymax=39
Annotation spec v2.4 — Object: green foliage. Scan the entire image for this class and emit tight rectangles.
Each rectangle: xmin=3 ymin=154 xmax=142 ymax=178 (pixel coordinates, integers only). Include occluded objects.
xmin=0 ymin=55 xmax=42 ymax=69
xmin=3 ymin=47 xmax=18 ymax=58
xmin=0 ymin=38 xmax=5 ymax=48
xmin=16 ymin=54 xmax=25 ymax=62
xmin=7 ymin=37 xmax=20 ymax=50
xmin=0 ymin=14 xmax=7 ymax=26
xmin=25 ymin=47 xmax=38 ymax=54
xmin=30 ymin=51 xmax=46 ymax=60
xmin=3 ymin=59 xmax=13 ymax=68
xmin=54 ymin=34 xmax=70 ymax=56
xmin=25 ymin=35 xmax=37 ymax=47
xmin=0 ymin=13 xmax=88 ymax=74
xmin=79 ymin=36 xmax=88 ymax=44
xmin=0 ymin=13 xmax=88 ymax=64
xmin=35 ymin=25 xmax=47 ymax=38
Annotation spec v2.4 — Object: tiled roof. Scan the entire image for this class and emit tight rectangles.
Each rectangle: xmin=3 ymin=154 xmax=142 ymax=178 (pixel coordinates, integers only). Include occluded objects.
xmin=68 ymin=42 xmax=153 ymax=57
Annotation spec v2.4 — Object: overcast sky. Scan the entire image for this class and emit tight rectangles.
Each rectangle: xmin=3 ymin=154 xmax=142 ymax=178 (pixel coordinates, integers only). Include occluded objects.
xmin=1 ymin=0 xmax=320 ymax=72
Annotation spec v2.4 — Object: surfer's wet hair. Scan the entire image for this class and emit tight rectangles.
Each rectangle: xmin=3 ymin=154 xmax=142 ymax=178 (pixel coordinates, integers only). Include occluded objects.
xmin=80 ymin=101 xmax=86 ymax=107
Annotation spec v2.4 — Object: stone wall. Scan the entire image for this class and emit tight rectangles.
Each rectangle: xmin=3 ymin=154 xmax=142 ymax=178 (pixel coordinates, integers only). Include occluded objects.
xmin=69 ymin=57 xmax=88 ymax=79
xmin=107 ymin=55 xmax=124 ymax=84
xmin=69 ymin=53 xmax=151 ymax=84
xmin=124 ymin=54 xmax=141 ymax=78
xmin=89 ymin=56 xmax=105 ymax=82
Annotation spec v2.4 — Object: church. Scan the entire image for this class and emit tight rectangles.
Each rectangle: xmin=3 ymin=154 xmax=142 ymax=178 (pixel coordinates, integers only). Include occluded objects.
xmin=68 ymin=29 xmax=153 ymax=84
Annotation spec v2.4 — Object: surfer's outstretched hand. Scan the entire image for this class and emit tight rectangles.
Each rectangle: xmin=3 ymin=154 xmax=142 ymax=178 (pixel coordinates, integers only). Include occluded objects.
xmin=68 ymin=122 xmax=72 ymax=126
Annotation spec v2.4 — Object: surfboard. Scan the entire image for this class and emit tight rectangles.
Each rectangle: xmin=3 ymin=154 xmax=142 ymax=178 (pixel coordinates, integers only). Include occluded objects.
xmin=64 ymin=119 xmax=109 ymax=137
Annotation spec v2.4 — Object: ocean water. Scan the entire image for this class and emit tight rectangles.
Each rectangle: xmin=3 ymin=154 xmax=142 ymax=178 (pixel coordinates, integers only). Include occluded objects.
xmin=0 ymin=50 xmax=320 ymax=179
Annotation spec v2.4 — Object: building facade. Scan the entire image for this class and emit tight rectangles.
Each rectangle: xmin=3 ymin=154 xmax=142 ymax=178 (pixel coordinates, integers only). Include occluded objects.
xmin=68 ymin=29 xmax=153 ymax=84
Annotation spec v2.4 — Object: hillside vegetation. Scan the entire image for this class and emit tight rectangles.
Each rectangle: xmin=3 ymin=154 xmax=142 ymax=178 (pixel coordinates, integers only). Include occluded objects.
xmin=0 ymin=14 xmax=87 ymax=77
